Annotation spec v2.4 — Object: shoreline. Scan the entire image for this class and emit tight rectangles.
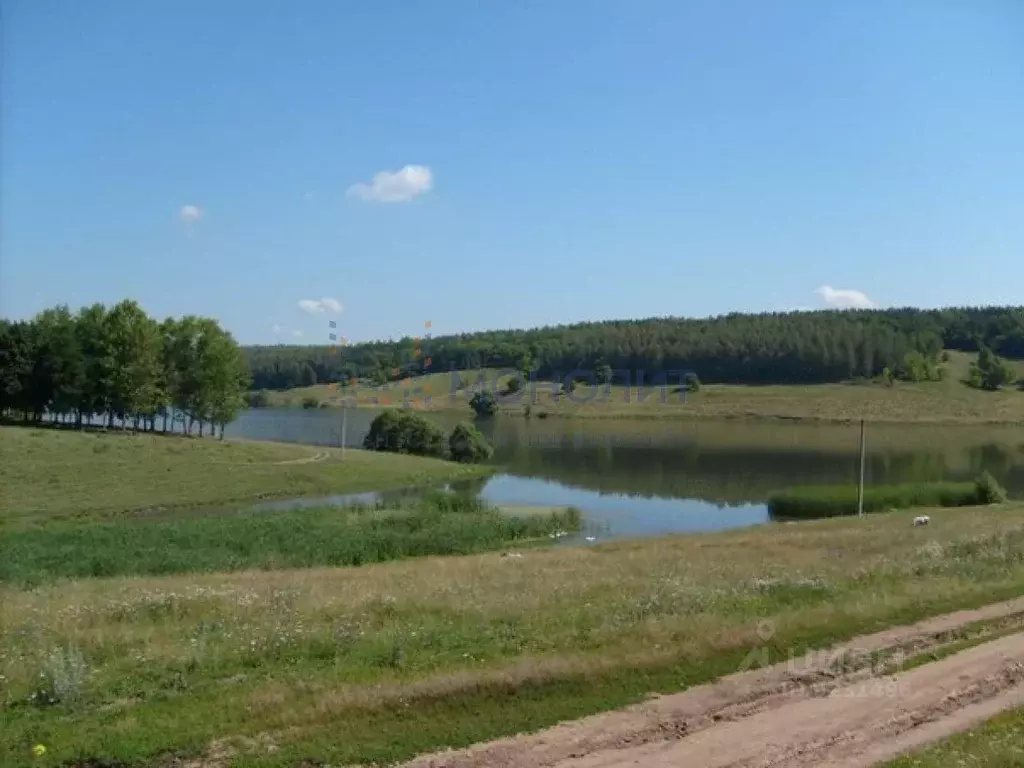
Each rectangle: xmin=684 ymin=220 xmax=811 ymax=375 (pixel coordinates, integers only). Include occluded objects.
xmin=251 ymin=400 xmax=1024 ymax=426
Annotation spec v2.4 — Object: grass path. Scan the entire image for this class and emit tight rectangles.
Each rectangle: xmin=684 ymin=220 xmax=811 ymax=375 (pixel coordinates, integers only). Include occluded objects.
xmin=272 ymin=449 xmax=329 ymax=465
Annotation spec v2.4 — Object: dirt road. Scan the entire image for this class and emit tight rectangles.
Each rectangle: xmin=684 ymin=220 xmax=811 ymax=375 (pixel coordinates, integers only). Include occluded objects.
xmin=402 ymin=598 xmax=1024 ymax=768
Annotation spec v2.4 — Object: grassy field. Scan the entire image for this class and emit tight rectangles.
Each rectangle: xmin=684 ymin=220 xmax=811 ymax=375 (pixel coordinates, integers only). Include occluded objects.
xmin=262 ymin=368 xmax=500 ymax=408
xmin=0 ymin=494 xmax=582 ymax=584
xmin=258 ymin=352 xmax=1024 ymax=424
xmin=0 ymin=426 xmax=493 ymax=531
xmin=886 ymin=708 xmax=1024 ymax=766
xmin=4 ymin=503 xmax=1024 ymax=766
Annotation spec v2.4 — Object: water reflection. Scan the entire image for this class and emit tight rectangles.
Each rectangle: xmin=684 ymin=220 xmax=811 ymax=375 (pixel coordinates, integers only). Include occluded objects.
xmin=227 ymin=408 xmax=1024 ymax=539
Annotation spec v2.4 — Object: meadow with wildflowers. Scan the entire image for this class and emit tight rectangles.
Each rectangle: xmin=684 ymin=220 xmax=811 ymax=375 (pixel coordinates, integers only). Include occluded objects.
xmin=4 ymin=502 xmax=1024 ymax=766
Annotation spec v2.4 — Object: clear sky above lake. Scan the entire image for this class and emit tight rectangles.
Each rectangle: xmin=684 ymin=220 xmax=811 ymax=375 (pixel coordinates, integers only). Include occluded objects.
xmin=1 ymin=1 xmax=1022 ymax=344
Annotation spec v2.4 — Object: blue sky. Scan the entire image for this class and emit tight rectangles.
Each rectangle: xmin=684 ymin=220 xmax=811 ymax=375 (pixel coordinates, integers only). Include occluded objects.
xmin=1 ymin=1 xmax=1022 ymax=345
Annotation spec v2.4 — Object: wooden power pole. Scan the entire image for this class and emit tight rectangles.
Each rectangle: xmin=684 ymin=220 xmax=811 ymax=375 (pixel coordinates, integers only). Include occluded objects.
xmin=857 ymin=418 xmax=866 ymax=517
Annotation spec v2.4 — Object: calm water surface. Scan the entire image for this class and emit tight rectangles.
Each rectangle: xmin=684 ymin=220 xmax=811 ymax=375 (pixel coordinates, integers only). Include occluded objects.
xmin=228 ymin=408 xmax=1024 ymax=541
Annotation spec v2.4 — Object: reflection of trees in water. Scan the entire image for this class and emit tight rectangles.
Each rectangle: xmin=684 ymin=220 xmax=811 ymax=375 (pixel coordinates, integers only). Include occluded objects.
xmin=492 ymin=441 xmax=1024 ymax=504
xmin=227 ymin=411 xmax=1024 ymax=503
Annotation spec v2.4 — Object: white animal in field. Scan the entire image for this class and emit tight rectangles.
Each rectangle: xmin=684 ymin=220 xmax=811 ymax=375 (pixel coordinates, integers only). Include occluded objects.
xmin=913 ymin=515 xmax=931 ymax=526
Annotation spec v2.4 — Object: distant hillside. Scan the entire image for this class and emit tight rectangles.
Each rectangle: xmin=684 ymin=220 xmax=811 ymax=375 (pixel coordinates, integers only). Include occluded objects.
xmin=245 ymin=306 xmax=1024 ymax=391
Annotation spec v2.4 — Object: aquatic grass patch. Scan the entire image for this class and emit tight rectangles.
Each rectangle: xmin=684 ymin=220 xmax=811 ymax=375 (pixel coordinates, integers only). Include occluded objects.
xmin=0 ymin=493 xmax=582 ymax=584
xmin=767 ymin=474 xmax=1006 ymax=519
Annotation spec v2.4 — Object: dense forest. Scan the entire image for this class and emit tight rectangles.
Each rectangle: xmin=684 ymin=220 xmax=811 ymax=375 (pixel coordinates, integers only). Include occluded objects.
xmin=245 ymin=307 xmax=1024 ymax=391
xmin=0 ymin=301 xmax=249 ymax=435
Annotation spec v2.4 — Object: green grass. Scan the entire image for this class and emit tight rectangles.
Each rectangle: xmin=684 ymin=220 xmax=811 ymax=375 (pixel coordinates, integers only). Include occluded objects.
xmin=256 ymin=351 xmax=1024 ymax=424
xmin=767 ymin=480 xmax=989 ymax=518
xmin=4 ymin=504 xmax=1024 ymax=767
xmin=0 ymin=493 xmax=582 ymax=585
xmin=885 ymin=708 xmax=1024 ymax=767
xmin=0 ymin=426 xmax=493 ymax=531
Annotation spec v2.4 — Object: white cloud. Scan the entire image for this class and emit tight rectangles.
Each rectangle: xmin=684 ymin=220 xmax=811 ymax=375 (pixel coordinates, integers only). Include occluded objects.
xmin=815 ymin=285 xmax=877 ymax=310
xmin=292 ymin=330 xmax=304 ymax=338
xmin=179 ymin=204 xmax=203 ymax=223
xmin=271 ymin=324 xmax=283 ymax=335
xmin=346 ymin=165 xmax=433 ymax=203
xmin=297 ymin=297 xmax=343 ymax=314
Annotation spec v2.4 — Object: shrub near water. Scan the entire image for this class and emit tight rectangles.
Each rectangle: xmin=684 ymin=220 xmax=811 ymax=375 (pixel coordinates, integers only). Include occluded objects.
xmin=0 ymin=493 xmax=582 ymax=584
xmin=449 ymin=421 xmax=494 ymax=463
xmin=768 ymin=473 xmax=1008 ymax=519
xmin=362 ymin=410 xmax=450 ymax=459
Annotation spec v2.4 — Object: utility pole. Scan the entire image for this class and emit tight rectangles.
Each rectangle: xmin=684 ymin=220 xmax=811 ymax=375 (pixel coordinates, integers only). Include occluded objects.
xmin=328 ymin=317 xmax=347 ymax=459
xmin=340 ymin=401 xmax=348 ymax=460
xmin=857 ymin=418 xmax=866 ymax=517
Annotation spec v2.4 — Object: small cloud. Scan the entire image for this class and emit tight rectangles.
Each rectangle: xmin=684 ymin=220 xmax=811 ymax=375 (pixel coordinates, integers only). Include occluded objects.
xmin=179 ymin=204 xmax=203 ymax=223
xmin=346 ymin=165 xmax=433 ymax=203
xmin=304 ymin=191 xmax=316 ymax=200
xmin=292 ymin=330 xmax=304 ymax=338
xmin=815 ymin=285 xmax=877 ymax=310
xmin=271 ymin=324 xmax=283 ymax=335
xmin=297 ymin=297 xmax=343 ymax=314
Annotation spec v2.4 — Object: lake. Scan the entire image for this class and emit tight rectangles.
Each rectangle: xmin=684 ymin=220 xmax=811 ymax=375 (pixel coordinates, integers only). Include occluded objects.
xmin=228 ymin=408 xmax=1024 ymax=541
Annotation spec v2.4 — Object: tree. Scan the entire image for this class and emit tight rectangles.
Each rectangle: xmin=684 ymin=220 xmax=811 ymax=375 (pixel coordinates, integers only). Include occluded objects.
xmin=469 ymin=390 xmax=498 ymax=417
xmin=974 ymin=471 xmax=1007 ymax=504
xmin=596 ymin=362 xmax=613 ymax=385
xmin=362 ymin=410 xmax=447 ymax=458
xmin=684 ymin=373 xmax=701 ymax=392
xmin=970 ymin=347 xmax=1016 ymax=391
xmin=897 ymin=350 xmax=928 ymax=382
xmin=299 ymin=363 xmax=318 ymax=387
xmin=245 ymin=390 xmax=271 ymax=408
xmin=0 ymin=320 xmax=34 ymax=419
xmin=105 ymin=300 xmax=162 ymax=429
xmin=76 ymin=304 xmax=115 ymax=426
xmin=33 ymin=306 xmax=85 ymax=425
xmin=449 ymin=421 xmax=493 ymax=463
xmin=0 ymin=300 xmax=250 ymax=437
xmin=163 ymin=316 xmax=202 ymax=434
xmin=194 ymin=319 xmax=250 ymax=437
xmin=505 ymin=375 xmax=522 ymax=394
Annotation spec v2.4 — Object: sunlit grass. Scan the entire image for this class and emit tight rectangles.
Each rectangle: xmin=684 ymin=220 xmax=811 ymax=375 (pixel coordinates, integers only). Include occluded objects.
xmin=886 ymin=707 xmax=1024 ymax=767
xmin=0 ymin=426 xmax=492 ymax=530
xmin=259 ymin=352 xmax=1024 ymax=424
xmin=4 ymin=504 xmax=1024 ymax=766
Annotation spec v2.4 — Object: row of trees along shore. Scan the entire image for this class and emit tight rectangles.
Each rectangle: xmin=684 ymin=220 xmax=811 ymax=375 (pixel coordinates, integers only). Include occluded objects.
xmin=0 ymin=301 xmax=250 ymax=437
xmin=245 ymin=306 xmax=1024 ymax=391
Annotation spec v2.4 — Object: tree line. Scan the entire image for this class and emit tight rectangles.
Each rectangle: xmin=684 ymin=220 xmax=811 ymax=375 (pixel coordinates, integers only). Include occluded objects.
xmin=0 ymin=300 xmax=250 ymax=436
xmin=245 ymin=306 xmax=1024 ymax=391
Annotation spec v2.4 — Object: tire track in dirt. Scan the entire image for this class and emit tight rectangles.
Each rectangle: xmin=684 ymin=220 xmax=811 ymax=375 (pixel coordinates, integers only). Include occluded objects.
xmin=401 ymin=597 xmax=1024 ymax=768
